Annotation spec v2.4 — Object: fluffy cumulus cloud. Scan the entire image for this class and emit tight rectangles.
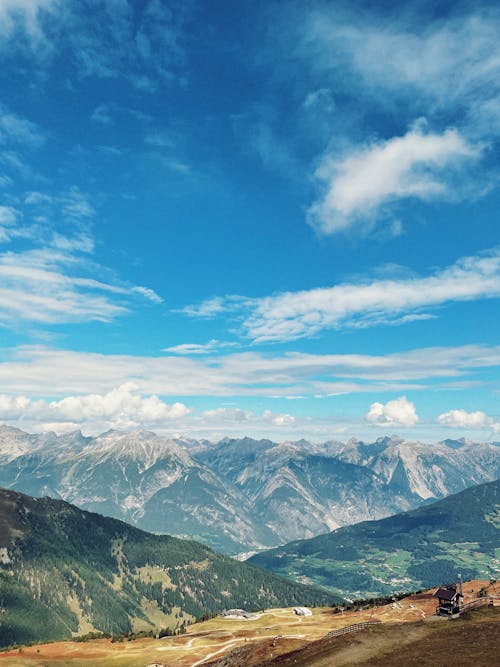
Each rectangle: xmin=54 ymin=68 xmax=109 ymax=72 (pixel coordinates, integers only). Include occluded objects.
xmin=308 ymin=124 xmax=479 ymax=235
xmin=0 ymin=384 xmax=190 ymax=432
xmin=437 ymin=409 xmax=500 ymax=432
xmin=366 ymin=396 xmax=419 ymax=427
xmin=0 ymin=387 xmax=299 ymax=437
xmin=262 ymin=409 xmax=295 ymax=427
xmin=184 ymin=249 xmax=500 ymax=342
xmin=0 ymin=394 xmax=32 ymax=419
xmin=49 ymin=383 xmax=189 ymax=423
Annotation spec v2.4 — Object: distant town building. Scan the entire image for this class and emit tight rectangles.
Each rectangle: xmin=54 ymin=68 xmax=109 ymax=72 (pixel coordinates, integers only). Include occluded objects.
xmin=293 ymin=606 xmax=312 ymax=616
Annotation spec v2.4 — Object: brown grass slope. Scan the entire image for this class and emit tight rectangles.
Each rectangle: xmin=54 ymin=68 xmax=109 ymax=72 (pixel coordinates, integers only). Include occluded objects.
xmin=1 ymin=582 xmax=498 ymax=666
xmin=253 ymin=607 xmax=500 ymax=667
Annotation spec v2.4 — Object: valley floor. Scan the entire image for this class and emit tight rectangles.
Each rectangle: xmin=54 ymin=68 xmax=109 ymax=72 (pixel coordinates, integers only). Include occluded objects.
xmin=1 ymin=580 xmax=498 ymax=667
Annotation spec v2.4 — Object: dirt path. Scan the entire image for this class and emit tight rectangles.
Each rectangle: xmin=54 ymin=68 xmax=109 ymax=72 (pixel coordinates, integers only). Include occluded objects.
xmin=188 ymin=633 xmax=307 ymax=667
xmin=190 ymin=638 xmax=247 ymax=667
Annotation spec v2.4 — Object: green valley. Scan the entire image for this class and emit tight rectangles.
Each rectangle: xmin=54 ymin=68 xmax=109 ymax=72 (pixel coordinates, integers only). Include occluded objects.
xmin=249 ymin=479 xmax=500 ymax=598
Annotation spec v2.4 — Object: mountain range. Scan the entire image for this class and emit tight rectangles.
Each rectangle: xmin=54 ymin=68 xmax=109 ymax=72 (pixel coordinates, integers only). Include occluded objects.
xmin=249 ymin=479 xmax=500 ymax=599
xmin=0 ymin=488 xmax=336 ymax=648
xmin=0 ymin=425 xmax=499 ymax=553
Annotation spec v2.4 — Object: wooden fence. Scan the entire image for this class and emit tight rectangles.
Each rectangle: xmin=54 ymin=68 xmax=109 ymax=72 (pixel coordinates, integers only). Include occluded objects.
xmin=324 ymin=620 xmax=381 ymax=639
xmin=458 ymin=595 xmax=500 ymax=615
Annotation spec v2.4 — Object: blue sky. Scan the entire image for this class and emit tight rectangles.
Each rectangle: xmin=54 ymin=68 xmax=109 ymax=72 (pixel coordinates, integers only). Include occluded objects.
xmin=0 ymin=0 xmax=499 ymax=441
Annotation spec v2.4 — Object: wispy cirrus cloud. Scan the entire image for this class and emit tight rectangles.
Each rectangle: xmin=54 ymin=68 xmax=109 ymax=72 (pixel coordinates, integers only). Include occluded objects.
xmin=90 ymin=102 xmax=152 ymax=126
xmin=164 ymin=340 xmax=240 ymax=355
xmin=0 ymin=246 xmax=161 ymax=325
xmin=0 ymin=0 xmax=58 ymax=43
xmin=0 ymin=104 xmax=46 ymax=147
xmin=0 ymin=343 xmax=499 ymax=398
xmin=0 ymin=206 xmax=21 ymax=242
xmin=0 ymin=181 xmax=162 ymax=326
xmin=183 ymin=249 xmax=500 ymax=343
xmin=302 ymin=7 xmax=500 ymax=135
xmin=0 ymin=104 xmax=47 ymax=191
xmin=0 ymin=0 xmax=191 ymax=91
xmin=180 ymin=295 xmax=252 ymax=319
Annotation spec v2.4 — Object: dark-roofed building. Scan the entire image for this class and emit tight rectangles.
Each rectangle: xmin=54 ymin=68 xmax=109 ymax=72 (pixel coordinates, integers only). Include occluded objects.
xmin=433 ymin=586 xmax=463 ymax=616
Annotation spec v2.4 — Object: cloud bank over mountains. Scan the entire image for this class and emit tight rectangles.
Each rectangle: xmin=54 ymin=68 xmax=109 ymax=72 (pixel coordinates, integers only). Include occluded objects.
xmin=0 ymin=345 xmax=498 ymax=439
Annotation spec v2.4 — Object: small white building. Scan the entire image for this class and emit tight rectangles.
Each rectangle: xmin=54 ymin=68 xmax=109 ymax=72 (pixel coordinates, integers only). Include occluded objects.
xmin=293 ymin=606 xmax=312 ymax=617
xmin=220 ymin=609 xmax=253 ymax=619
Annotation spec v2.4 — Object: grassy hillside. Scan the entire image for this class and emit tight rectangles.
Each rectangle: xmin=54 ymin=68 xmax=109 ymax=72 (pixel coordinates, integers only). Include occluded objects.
xmin=0 ymin=488 xmax=338 ymax=648
xmin=1 ymin=581 xmax=496 ymax=667
xmin=250 ymin=479 xmax=500 ymax=598
xmin=258 ymin=607 xmax=500 ymax=667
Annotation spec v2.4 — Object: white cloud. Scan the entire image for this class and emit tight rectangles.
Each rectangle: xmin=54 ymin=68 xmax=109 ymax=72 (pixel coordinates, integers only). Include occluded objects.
xmin=0 ymin=105 xmax=46 ymax=147
xmin=48 ymin=383 xmax=189 ymax=423
xmin=279 ymin=7 xmax=500 ymax=236
xmin=90 ymin=103 xmax=114 ymax=125
xmin=0 ymin=388 xmax=298 ymax=437
xmin=0 ymin=384 xmax=190 ymax=432
xmin=0 ymin=205 xmax=20 ymax=242
xmin=0 ymin=0 xmax=58 ymax=43
xmin=0 ymin=394 xmax=32 ymax=419
xmin=307 ymin=124 xmax=479 ymax=235
xmin=200 ymin=407 xmax=296 ymax=431
xmin=1 ymin=343 xmax=498 ymax=400
xmin=262 ymin=409 xmax=295 ymax=427
xmin=180 ymin=295 xmax=250 ymax=319
xmin=0 ymin=1 xmax=190 ymax=90
xmin=164 ymin=340 xmax=239 ymax=355
xmin=132 ymin=286 xmax=163 ymax=304
xmin=437 ymin=409 xmax=500 ymax=432
xmin=61 ymin=187 xmax=95 ymax=221
xmin=366 ymin=396 xmax=419 ymax=427
xmin=303 ymin=8 xmax=500 ymax=137
xmin=202 ymin=407 xmax=251 ymax=422
xmin=185 ymin=249 xmax=500 ymax=342
xmin=0 ymin=246 xmax=162 ymax=325
xmin=0 ymin=183 xmax=162 ymax=326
